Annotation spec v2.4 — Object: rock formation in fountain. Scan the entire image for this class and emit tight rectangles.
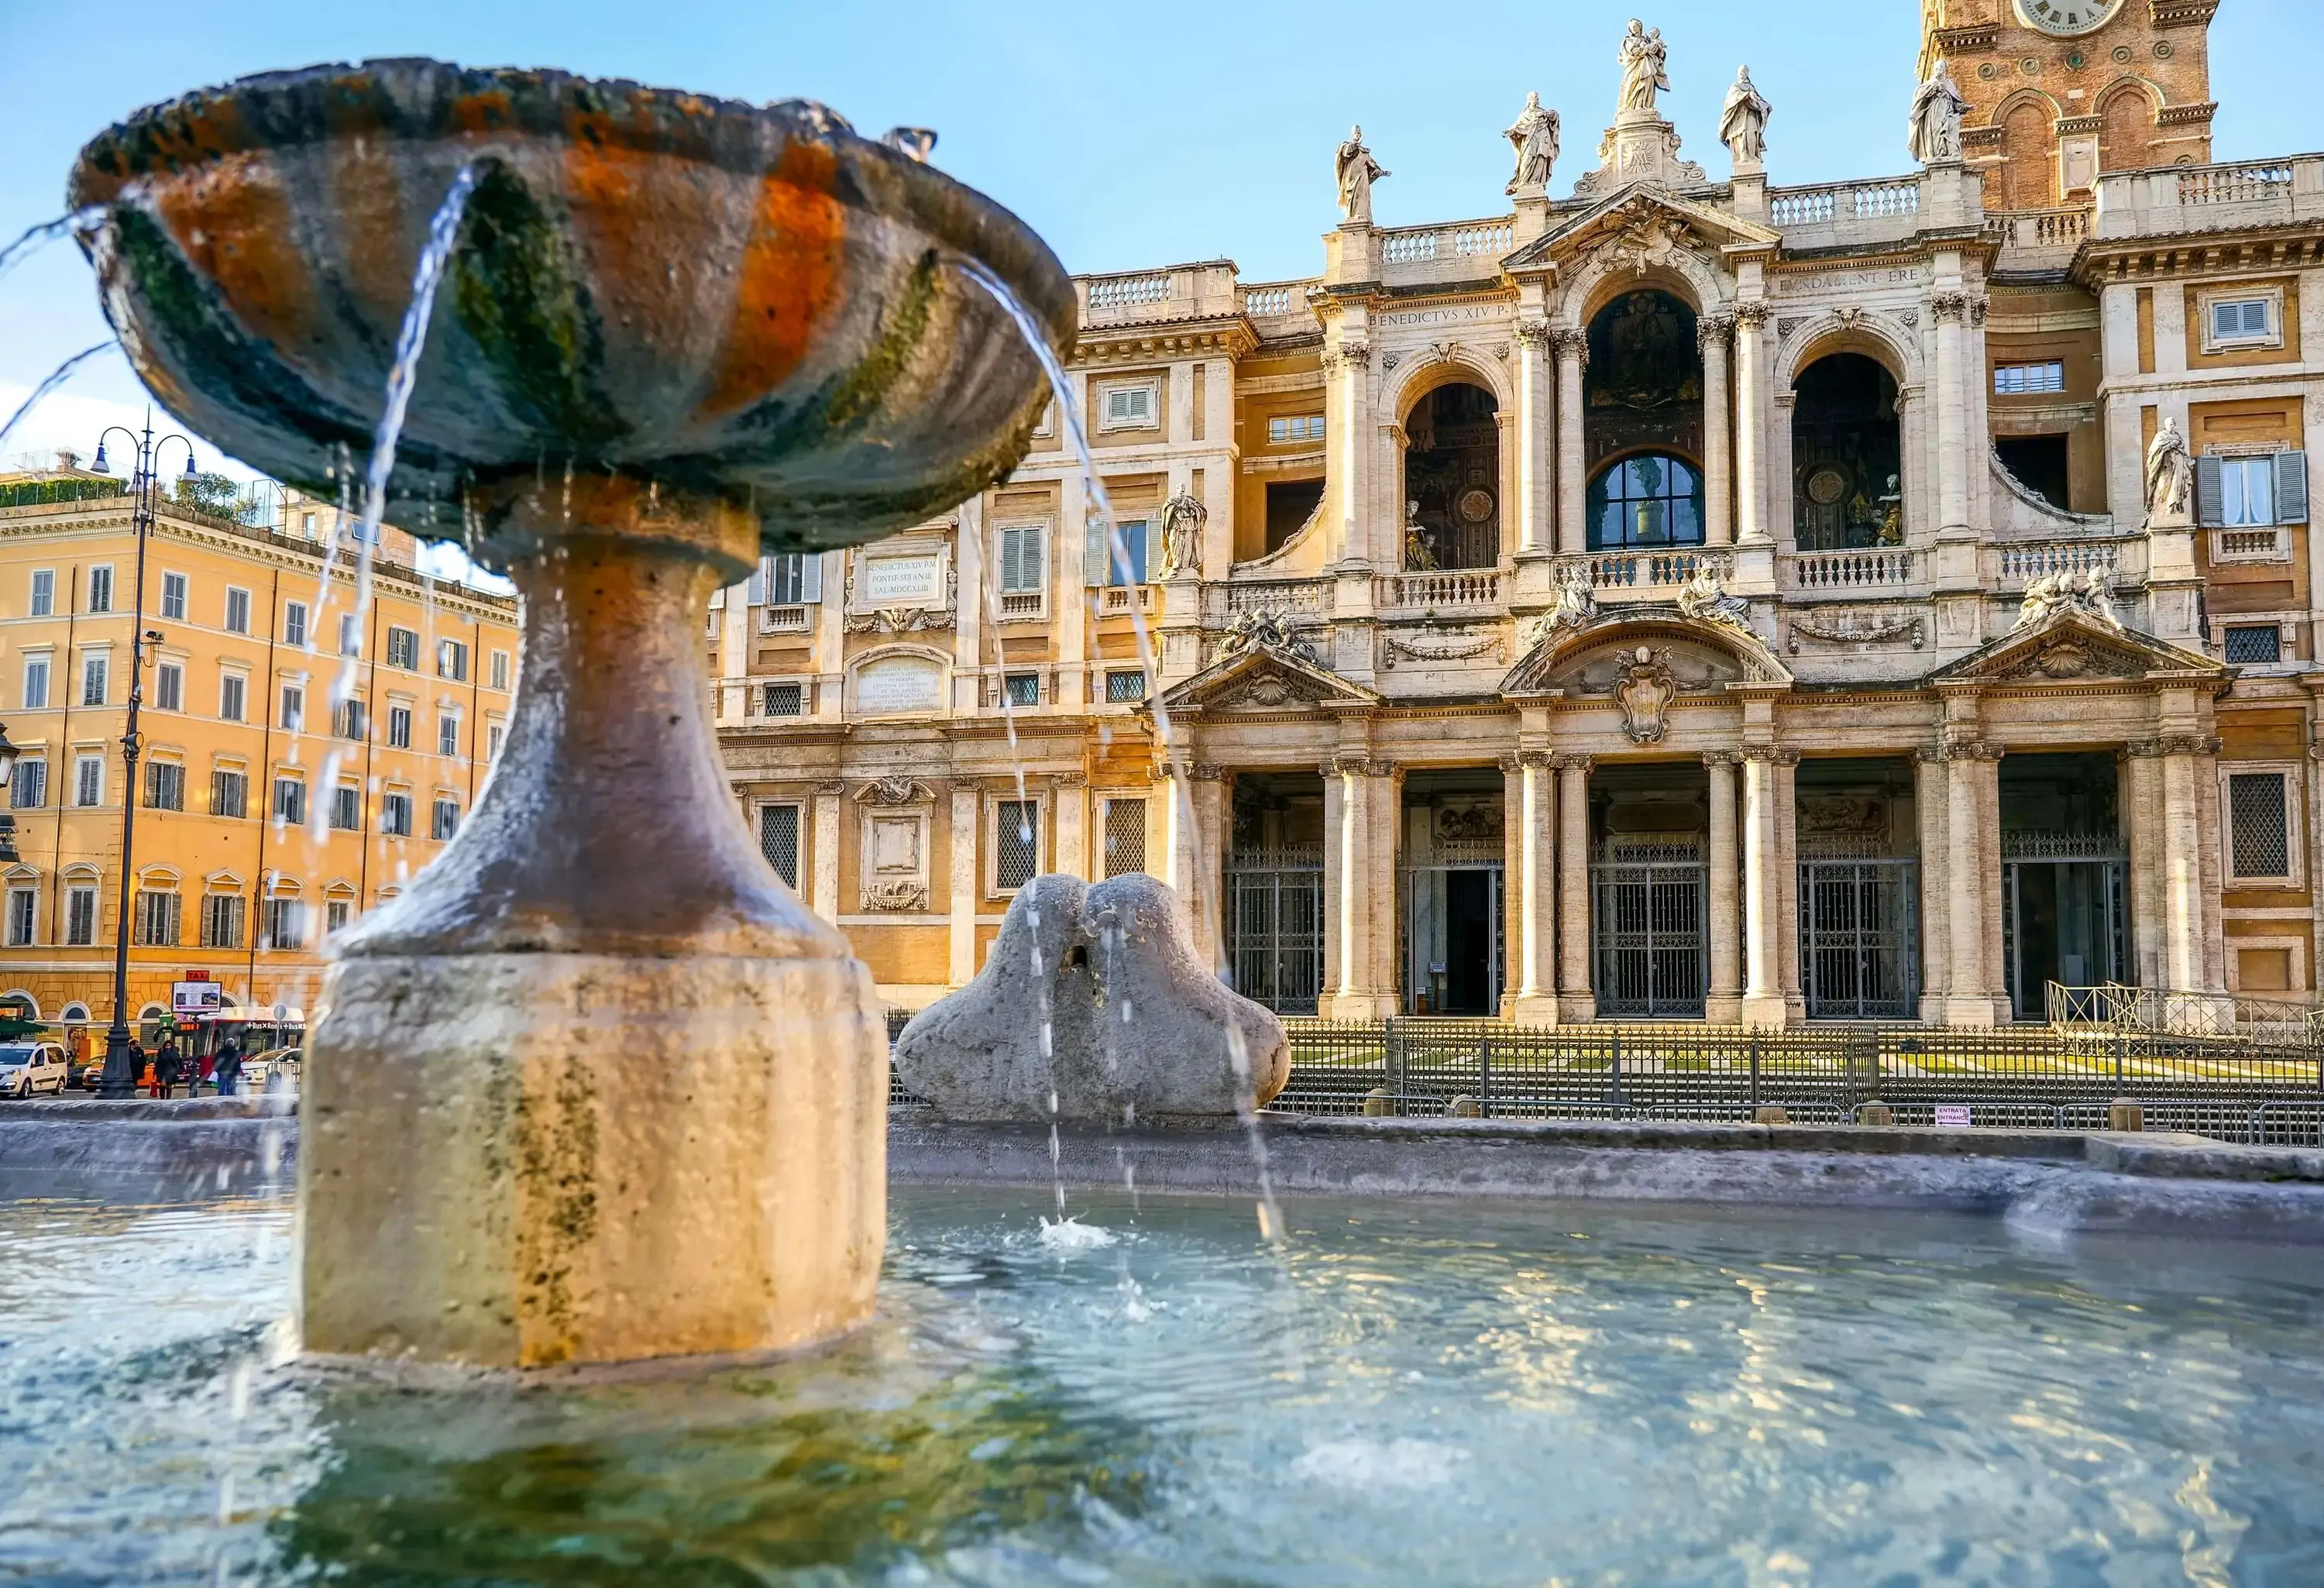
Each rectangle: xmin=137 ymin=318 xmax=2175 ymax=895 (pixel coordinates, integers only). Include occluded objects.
xmin=68 ymin=60 xmax=1073 ymax=1369
xmin=895 ymin=873 xmax=1290 ymax=1124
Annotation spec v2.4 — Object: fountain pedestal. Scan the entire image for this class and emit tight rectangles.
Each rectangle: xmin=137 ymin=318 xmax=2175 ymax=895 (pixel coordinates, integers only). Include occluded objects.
xmin=300 ymin=488 xmax=885 ymax=1368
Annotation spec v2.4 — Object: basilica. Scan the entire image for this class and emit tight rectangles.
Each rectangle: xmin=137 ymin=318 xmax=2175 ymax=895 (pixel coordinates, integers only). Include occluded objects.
xmin=717 ymin=0 xmax=2322 ymax=1029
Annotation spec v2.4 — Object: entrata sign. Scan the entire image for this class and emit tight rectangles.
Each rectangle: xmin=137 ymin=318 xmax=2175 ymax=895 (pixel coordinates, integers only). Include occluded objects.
xmin=170 ymin=979 xmax=223 ymax=1016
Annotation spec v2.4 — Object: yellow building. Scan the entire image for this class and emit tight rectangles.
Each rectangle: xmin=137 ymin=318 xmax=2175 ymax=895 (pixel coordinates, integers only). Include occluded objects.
xmin=0 ymin=458 xmax=517 ymax=1045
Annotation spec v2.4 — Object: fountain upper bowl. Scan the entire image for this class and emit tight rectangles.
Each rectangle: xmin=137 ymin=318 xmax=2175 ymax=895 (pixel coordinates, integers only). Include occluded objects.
xmin=69 ymin=58 xmax=1076 ymax=562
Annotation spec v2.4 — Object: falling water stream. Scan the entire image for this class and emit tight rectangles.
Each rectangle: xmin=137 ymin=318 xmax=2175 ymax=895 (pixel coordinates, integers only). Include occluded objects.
xmin=0 ymin=341 xmax=116 ymax=457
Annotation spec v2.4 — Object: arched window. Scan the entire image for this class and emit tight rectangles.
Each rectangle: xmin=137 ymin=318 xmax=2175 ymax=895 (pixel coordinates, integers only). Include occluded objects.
xmin=1401 ymin=381 xmax=1500 ymax=571
xmin=1791 ymin=353 xmax=1902 ymax=551
xmin=1588 ymin=454 xmax=1704 ymax=551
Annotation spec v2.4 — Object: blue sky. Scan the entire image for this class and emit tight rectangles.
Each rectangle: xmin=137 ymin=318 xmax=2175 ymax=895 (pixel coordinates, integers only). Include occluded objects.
xmin=2 ymin=0 xmax=2319 ymax=486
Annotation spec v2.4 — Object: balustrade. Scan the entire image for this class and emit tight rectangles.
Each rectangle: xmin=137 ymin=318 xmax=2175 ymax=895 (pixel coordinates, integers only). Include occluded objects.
xmin=1996 ymin=539 xmax=2119 ymax=586
xmin=1379 ymin=569 xmax=1503 ymax=610
xmin=1769 ymin=179 xmax=1920 ymax=229
xmin=1085 ymin=272 xmax=1173 ymax=308
xmin=1786 ymin=548 xmax=1917 ymax=590
xmin=1379 ymin=218 xmax=1514 ymax=266
xmin=1570 ymin=549 xmax=1727 ymax=591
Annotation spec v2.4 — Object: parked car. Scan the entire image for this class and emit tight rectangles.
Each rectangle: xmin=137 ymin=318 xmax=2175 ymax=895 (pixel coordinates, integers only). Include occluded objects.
xmin=0 ymin=1043 xmax=69 ymax=1098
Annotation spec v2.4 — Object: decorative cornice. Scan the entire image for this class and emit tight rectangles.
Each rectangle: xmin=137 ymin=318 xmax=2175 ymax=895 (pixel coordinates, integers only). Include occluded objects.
xmin=1931 ymin=22 xmax=1999 ymax=52
xmin=2125 ymin=733 xmax=2222 ymax=758
xmin=2155 ymin=101 xmax=2219 ymax=126
xmin=1549 ymin=752 xmax=1594 ymax=772
xmin=1700 ymin=749 xmax=1743 ymax=768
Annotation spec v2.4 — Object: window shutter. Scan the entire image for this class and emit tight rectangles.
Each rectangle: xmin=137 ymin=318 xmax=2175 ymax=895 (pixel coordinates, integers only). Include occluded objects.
xmin=1027 ymin=527 xmax=1047 ymax=589
xmin=747 ymin=557 xmax=768 ymax=607
xmin=708 ymin=586 xmax=725 ymax=610
xmin=800 ymin=554 xmax=823 ymax=603
xmin=1085 ymin=514 xmax=1108 ymax=586
xmin=2195 ymin=454 xmax=2226 ymax=528
xmin=2274 ymin=451 xmax=2309 ymax=526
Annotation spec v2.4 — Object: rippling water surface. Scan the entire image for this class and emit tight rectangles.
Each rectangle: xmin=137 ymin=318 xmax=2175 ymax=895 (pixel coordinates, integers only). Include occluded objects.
xmin=2 ymin=1184 xmax=2321 ymax=1584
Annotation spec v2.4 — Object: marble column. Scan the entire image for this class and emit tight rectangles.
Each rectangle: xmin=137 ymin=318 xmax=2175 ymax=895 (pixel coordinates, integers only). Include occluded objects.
xmin=947 ymin=785 xmax=980 ymax=988
xmin=1914 ymin=751 xmax=1951 ymax=1023
xmin=1329 ymin=754 xmax=1400 ymax=1019
xmin=1365 ymin=761 xmax=1404 ymax=1005
xmin=1326 ymin=341 xmax=1373 ymax=569
xmin=1515 ymin=323 xmax=1555 ymax=556
xmin=1775 ymin=749 xmax=1803 ymax=1018
xmin=1698 ymin=316 xmax=1734 ymax=547
xmin=1703 ymin=751 xmax=1742 ymax=1022
xmin=1553 ymin=329 xmax=1590 ymax=556
xmin=810 ymin=782 xmax=843 ymax=924
xmin=2121 ymin=744 xmax=2164 ymax=988
xmin=1506 ymin=751 xmax=1559 ymax=1024
xmin=1739 ymin=748 xmax=1784 ymax=1027
xmin=1321 ymin=766 xmax=1344 ymax=1009
xmin=1931 ymin=293 xmax=1973 ymax=538
xmin=1556 ymin=754 xmax=1595 ymax=1019
xmin=2159 ymin=737 xmax=2207 ymax=994
xmin=1732 ymin=304 xmax=1770 ymax=545
xmin=1940 ymin=741 xmax=1998 ymax=1026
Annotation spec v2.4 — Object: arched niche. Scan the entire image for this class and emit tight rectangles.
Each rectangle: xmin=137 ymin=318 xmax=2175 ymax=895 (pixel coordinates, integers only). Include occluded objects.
xmin=1789 ymin=352 xmax=1903 ymax=552
xmin=1583 ymin=289 xmax=1703 ymax=494
xmin=2096 ymin=79 xmax=2164 ymax=175
xmin=1399 ymin=380 xmax=1501 ymax=570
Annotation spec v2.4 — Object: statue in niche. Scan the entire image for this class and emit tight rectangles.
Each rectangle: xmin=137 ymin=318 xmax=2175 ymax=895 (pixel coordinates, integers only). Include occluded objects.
xmin=1402 ymin=499 xmax=1439 ymax=570
xmin=1336 ymin=126 xmax=1388 ymax=225
xmin=1876 ymin=475 xmax=1904 ymax=545
xmin=2144 ymin=416 xmax=2193 ymax=523
xmin=1906 ymin=63 xmax=1968 ymax=163
xmin=1618 ymin=19 xmax=1670 ymax=115
xmin=1719 ymin=66 xmax=1772 ymax=168
xmin=1157 ymin=485 xmax=1208 ymax=579
xmin=1505 ymin=92 xmax=1560 ymax=194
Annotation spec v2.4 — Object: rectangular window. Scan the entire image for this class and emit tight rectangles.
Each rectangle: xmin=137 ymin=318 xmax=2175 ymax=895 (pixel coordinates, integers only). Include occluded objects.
xmin=387 ymin=627 xmax=419 ymax=669
xmin=340 ymin=614 xmax=361 ymax=657
xmin=1003 ymin=672 xmax=1040 ymax=707
xmin=1267 ymin=414 xmax=1327 ymax=444
xmin=326 ymin=898 xmax=352 ymax=936
xmin=758 ymin=803 xmax=801 ymax=889
xmin=1105 ymin=669 xmax=1149 ymax=703
xmin=387 ymin=706 xmax=412 ymax=748
xmin=763 ymin=682 xmax=804 ymax=717
xmin=330 ymin=785 xmax=360 ymax=830
xmin=487 ymin=722 xmax=504 ymax=762
xmin=10 ymin=760 xmax=45 ymax=810
xmin=2228 ymin=771 xmax=2293 ymax=882
xmin=219 ymin=672 xmax=246 ymax=723
xmin=211 ymin=768 xmax=247 ymax=820
xmin=262 ymin=897 xmax=304 ymax=952
xmin=133 ymin=890 xmax=180 ymax=947
xmin=1100 ymin=383 xmax=1157 ymax=431
xmin=1104 ymin=520 xmax=1150 ymax=586
xmin=283 ymin=601 xmax=308 ymax=648
xmin=768 ymin=554 xmax=812 ymax=607
xmin=21 ymin=656 xmax=47 ymax=711
xmin=1103 ymin=797 xmax=1148 ymax=878
xmin=2223 ymin=625 xmax=2282 ymax=664
xmin=144 ymin=761 xmax=184 ymax=811
xmin=2220 ymin=456 xmax=2278 ymax=528
xmin=2211 ymin=297 xmax=2273 ymax=345
xmin=1992 ymin=361 xmax=2065 ymax=396
xmin=158 ymin=572 xmax=187 ymax=621
xmin=490 ymin=649 xmax=511 ymax=692
xmin=280 ymin=684 xmax=304 ymax=731
xmin=300 ymin=510 xmax=318 ymax=539
xmin=201 ymin=893 xmax=245 ymax=950
xmin=5 ymin=889 xmax=33 ymax=947
xmin=154 ymin=661 xmax=182 ymax=712
xmin=431 ymin=798 xmax=460 ymax=841
xmin=437 ymin=639 xmax=469 ymax=681
xmin=87 ymin=566 xmax=112 ymax=614
xmin=438 ymin=714 xmax=460 ymax=756
xmin=995 ymin=799 xmax=1040 ymax=892
xmin=273 ymin=775 xmax=305 ymax=826
xmin=380 ymin=792 xmax=413 ymax=836
xmin=29 ymin=569 xmax=53 ymax=617
xmin=81 ymin=654 xmax=107 ymax=706
xmin=335 ymin=699 xmax=366 ymax=741
xmin=65 ymin=886 xmax=96 ymax=947
xmin=223 ymin=587 xmax=250 ymax=634
xmin=74 ymin=754 xmax=102 ymax=808
xmin=997 ymin=526 xmax=1047 ymax=593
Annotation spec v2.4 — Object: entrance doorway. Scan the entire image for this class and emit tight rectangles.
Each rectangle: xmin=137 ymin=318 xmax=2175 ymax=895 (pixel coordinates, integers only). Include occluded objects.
xmin=1796 ymin=757 xmax=1921 ymax=1019
xmin=1399 ymin=770 xmax=1506 ymax=1015
xmin=1999 ymin=753 xmax=2128 ymax=1020
xmin=1225 ymin=773 xmax=1325 ymax=1016
xmin=1588 ymin=761 xmax=1709 ymax=1018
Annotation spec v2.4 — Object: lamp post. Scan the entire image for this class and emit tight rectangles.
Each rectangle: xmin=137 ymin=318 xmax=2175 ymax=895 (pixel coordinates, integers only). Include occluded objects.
xmin=92 ymin=416 xmax=197 ymax=1100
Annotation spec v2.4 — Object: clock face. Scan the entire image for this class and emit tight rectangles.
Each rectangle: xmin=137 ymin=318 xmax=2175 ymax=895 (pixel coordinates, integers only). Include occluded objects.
xmin=2012 ymin=0 xmax=2125 ymax=35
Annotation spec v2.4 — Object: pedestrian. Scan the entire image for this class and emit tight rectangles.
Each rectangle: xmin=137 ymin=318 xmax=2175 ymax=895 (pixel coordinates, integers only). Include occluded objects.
xmin=156 ymin=1036 xmax=181 ymax=1099
xmin=215 ymin=1040 xmax=242 ymax=1099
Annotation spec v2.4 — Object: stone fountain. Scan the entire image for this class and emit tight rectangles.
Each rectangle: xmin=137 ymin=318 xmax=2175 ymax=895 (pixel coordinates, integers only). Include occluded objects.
xmin=69 ymin=60 xmax=1072 ymax=1369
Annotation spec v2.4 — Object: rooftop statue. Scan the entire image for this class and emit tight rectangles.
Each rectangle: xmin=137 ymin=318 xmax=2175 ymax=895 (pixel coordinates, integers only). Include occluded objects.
xmin=1720 ymin=66 xmax=1772 ymax=169
xmin=1505 ymin=91 xmax=1561 ymax=194
xmin=1618 ymin=20 xmax=1671 ymax=115
xmin=1907 ymin=63 xmax=1969 ymax=163
xmin=1336 ymin=125 xmax=1388 ymax=225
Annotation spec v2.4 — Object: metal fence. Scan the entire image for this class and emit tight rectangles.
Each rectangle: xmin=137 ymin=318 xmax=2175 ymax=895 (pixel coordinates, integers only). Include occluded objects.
xmin=1267 ymin=1017 xmax=2324 ymax=1144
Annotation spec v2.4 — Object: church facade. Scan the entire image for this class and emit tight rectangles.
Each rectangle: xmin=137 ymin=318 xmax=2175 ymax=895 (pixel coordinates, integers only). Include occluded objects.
xmin=717 ymin=1 xmax=2324 ymax=1028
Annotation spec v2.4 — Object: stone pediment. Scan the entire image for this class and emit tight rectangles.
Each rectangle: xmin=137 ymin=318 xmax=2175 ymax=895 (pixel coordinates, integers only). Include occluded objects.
xmin=1501 ymin=609 xmax=1793 ymax=699
xmin=1925 ymin=610 xmax=2223 ymax=688
xmin=1160 ymin=644 xmax=1381 ymax=716
xmin=1503 ymin=187 xmax=1779 ymax=277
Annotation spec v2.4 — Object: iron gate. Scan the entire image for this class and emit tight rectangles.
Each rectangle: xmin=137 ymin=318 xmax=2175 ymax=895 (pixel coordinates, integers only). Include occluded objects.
xmin=1590 ymin=843 xmax=1707 ymax=1018
xmin=1226 ymin=847 xmax=1323 ymax=1015
xmin=1800 ymin=858 xmax=1920 ymax=1019
xmin=2002 ymin=847 xmax=2128 ymax=1021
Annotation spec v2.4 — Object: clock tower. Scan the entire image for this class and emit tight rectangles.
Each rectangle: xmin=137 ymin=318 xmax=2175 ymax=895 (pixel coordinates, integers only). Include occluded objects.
xmin=1918 ymin=0 xmax=2217 ymax=211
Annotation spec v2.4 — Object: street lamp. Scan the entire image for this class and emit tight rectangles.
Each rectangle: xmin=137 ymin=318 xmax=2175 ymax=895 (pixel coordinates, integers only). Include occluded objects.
xmin=92 ymin=414 xmax=197 ymax=1100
